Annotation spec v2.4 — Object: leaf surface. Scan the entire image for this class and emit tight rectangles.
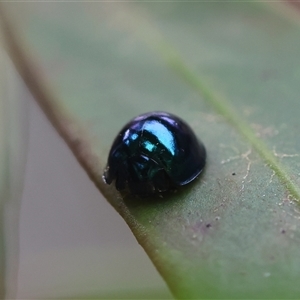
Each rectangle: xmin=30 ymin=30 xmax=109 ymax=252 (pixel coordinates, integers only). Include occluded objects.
xmin=1 ymin=2 xmax=300 ymax=298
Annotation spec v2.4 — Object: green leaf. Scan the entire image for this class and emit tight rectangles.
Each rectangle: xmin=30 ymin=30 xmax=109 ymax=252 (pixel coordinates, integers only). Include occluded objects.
xmin=2 ymin=2 xmax=300 ymax=298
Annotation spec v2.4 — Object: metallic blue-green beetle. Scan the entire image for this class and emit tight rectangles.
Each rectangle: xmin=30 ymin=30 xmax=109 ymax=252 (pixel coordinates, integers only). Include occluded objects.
xmin=103 ymin=112 xmax=206 ymax=196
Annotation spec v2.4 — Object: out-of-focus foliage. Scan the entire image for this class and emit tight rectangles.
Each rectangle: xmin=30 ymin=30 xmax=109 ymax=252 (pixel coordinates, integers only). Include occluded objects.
xmin=1 ymin=2 xmax=300 ymax=298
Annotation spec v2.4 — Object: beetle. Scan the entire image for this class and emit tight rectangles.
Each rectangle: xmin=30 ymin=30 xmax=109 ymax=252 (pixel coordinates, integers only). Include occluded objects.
xmin=103 ymin=111 xmax=206 ymax=196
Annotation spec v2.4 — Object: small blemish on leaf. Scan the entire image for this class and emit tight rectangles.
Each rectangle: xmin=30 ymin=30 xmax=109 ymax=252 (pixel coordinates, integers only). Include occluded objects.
xmin=206 ymin=223 xmax=211 ymax=228
xmin=273 ymin=146 xmax=299 ymax=159
xmin=251 ymin=123 xmax=278 ymax=138
xmin=232 ymin=172 xmax=236 ymax=175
